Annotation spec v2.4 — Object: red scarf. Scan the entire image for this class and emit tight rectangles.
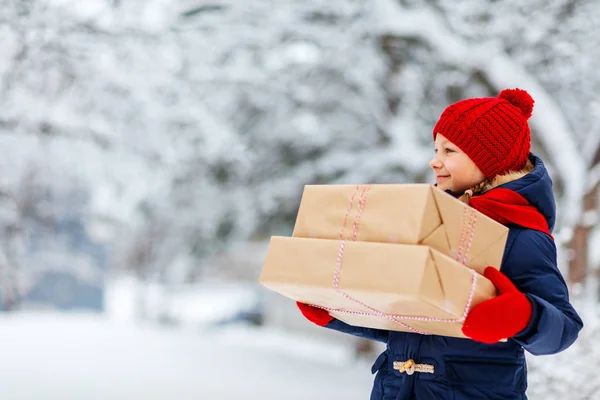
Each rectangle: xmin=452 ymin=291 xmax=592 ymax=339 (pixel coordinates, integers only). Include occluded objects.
xmin=469 ymin=188 xmax=553 ymax=239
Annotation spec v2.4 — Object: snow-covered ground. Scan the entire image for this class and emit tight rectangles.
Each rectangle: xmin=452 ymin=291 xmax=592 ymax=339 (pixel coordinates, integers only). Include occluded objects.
xmin=100 ymin=275 xmax=600 ymax=400
xmin=0 ymin=312 xmax=373 ymax=400
xmin=1 ymin=309 xmax=599 ymax=399
xmin=3 ymin=276 xmax=597 ymax=399
xmin=103 ymin=275 xmax=263 ymax=326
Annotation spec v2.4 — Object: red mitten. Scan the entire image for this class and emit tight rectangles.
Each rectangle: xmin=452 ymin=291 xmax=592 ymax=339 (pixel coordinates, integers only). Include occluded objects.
xmin=296 ymin=302 xmax=334 ymax=327
xmin=462 ymin=267 xmax=533 ymax=344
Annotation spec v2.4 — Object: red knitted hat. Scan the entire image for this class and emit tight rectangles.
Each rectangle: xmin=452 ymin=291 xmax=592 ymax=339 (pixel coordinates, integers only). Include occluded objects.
xmin=432 ymin=88 xmax=534 ymax=180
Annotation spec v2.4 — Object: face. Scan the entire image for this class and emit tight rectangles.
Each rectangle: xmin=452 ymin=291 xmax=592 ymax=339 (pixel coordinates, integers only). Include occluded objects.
xmin=430 ymin=134 xmax=486 ymax=194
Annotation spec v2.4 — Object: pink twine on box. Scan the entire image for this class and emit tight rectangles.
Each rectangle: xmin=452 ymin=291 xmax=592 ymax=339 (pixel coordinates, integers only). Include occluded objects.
xmin=351 ymin=185 xmax=370 ymax=241
xmin=338 ymin=186 xmax=361 ymax=240
xmin=312 ymin=185 xmax=480 ymax=335
xmin=455 ymin=205 xmax=478 ymax=266
xmin=319 ymin=247 xmax=479 ymax=333
xmin=462 ymin=210 xmax=477 ymax=265
xmin=455 ymin=206 xmax=469 ymax=265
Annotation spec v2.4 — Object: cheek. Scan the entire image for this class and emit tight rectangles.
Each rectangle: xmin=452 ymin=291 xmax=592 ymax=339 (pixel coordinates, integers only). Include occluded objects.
xmin=445 ymin=160 xmax=472 ymax=185
xmin=443 ymin=160 xmax=459 ymax=176
xmin=467 ymin=163 xmax=485 ymax=182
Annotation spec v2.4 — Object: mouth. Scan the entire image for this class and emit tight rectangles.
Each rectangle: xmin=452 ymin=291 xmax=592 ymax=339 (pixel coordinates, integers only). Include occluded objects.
xmin=436 ymin=175 xmax=450 ymax=183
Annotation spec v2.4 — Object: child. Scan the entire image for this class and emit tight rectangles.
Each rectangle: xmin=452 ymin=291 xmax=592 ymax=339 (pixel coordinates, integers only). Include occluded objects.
xmin=297 ymin=88 xmax=583 ymax=400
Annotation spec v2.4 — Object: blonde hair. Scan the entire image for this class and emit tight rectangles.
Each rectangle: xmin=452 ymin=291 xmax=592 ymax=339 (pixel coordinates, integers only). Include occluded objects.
xmin=458 ymin=159 xmax=535 ymax=204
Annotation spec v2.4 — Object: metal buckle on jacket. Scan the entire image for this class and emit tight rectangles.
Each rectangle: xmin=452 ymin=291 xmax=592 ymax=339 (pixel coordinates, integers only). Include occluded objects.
xmin=393 ymin=359 xmax=435 ymax=375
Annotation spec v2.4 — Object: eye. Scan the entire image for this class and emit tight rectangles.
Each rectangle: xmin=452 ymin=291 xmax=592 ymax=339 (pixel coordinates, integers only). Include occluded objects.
xmin=445 ymin=147 xmax=455 ymax=154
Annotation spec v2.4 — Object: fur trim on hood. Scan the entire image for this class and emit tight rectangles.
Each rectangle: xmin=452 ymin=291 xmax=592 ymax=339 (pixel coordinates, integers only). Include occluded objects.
xmin=459 ymin=159 xmax=535 ymax=203
xmin=489 ymin=159 xmax=535 ymax=189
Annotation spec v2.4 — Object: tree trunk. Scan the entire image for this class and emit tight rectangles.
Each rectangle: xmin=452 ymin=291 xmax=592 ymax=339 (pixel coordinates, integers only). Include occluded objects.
xmin=569 ymin=147 xmax=600 ymax=286
xmin=0 ymin=264 xmax=18 ymax=311
xmin=0 ymin=244 xmax=20 ymax=311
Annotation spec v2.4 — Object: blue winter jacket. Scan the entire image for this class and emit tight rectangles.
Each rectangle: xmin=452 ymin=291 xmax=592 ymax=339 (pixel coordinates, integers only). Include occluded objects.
xmin=323 ymin=154 xmax=583 ymax=400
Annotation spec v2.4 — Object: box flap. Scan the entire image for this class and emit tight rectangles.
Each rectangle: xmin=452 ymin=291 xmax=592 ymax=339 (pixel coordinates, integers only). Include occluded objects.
xmin=419 ymin=224 xmax=451 ymax=255
xmin=418 ymin=251 xmax=454 ymax=318
xmin=465 ymin=234 xmax=507 ymax=274
xmin=431 ymin=187 xmax=509 ymax=272
xmin=429 ymin=249 xmax=496 ymax=315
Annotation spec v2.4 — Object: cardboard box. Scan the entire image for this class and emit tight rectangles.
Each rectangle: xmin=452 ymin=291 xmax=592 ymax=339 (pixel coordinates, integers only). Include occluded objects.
xmin=259 ymin=236 xmax=496 ymax=338
xmin=291 ymin=184 xmax=509 ymax=274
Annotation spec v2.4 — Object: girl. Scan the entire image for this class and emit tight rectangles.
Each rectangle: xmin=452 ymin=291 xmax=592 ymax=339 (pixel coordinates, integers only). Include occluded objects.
xmin=297 ymin=88 xmax=583 ymax=400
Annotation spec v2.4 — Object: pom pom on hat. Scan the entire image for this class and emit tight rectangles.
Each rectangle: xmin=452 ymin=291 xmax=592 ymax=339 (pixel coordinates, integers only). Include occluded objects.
xmin=498 ymin=88 xmax=534 ymax=119
xmin=432 ymin=88 xmax=534 ymax=180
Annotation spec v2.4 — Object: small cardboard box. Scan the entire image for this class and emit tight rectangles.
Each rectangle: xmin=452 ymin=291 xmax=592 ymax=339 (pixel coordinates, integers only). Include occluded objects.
xmin=259 ymin=236 xmax=496 ymax=339
xmin=291 ymin=184 xmax=508 ymax=274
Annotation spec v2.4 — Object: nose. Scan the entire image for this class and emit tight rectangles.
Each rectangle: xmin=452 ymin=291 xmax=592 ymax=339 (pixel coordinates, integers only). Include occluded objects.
xmin=429 ymin=155 xmax=442 ymax=170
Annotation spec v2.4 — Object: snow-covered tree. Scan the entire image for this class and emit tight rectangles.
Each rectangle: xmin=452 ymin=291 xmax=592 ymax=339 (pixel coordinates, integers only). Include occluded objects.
xmin=1 ymin=0 xmax=599 ymax=297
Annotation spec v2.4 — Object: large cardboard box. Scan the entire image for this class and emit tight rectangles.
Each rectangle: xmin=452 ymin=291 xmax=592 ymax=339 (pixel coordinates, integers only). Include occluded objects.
xmin=259 ymin=236 xmax=497 ymax=339
xmin=292 ymin=184 xmax=508 ymax=274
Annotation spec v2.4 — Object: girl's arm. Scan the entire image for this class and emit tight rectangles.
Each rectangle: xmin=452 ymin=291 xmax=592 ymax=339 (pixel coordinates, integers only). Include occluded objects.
xmin=325 ymin=319 xmax=390 ymax=343
xmin=502 ymin=229 xmax=583 ymax=355
xmin=297 ymin=302 xmax=389 ymax=343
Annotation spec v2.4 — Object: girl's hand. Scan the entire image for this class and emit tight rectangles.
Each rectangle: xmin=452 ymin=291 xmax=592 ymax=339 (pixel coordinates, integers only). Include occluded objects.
xmin=462 ymin=267 xmax=533 ymax=344
xmin=296 ymin=302 xmax=334 ymax=327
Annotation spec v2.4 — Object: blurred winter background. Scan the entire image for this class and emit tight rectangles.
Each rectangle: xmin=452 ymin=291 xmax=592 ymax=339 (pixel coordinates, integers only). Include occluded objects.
xmin=0 ymin=0 xmax=598 ymax=398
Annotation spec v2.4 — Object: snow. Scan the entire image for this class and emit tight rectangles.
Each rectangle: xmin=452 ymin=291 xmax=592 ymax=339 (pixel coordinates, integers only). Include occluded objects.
xmin=584 ymin=102 xmax=600 ymax=165
xmin=283 ymin=41 xmax=322 ymax=65
xmin=0 ymin=310 xmax=598 ymax=399
xmin=590 ymin=228 xmax=600 ymax=271
xmin=589 ymin=163 xmax=600 ymax=191
xmin=104 ymin=275 xmax=261 ymax=326
xmin=98 ymin=276 xmax=600 ymax=399
xmin=0 ymin=312 xmax=372 ymax=400
xmin=581 ymin=210 xmax=598 ymax=228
